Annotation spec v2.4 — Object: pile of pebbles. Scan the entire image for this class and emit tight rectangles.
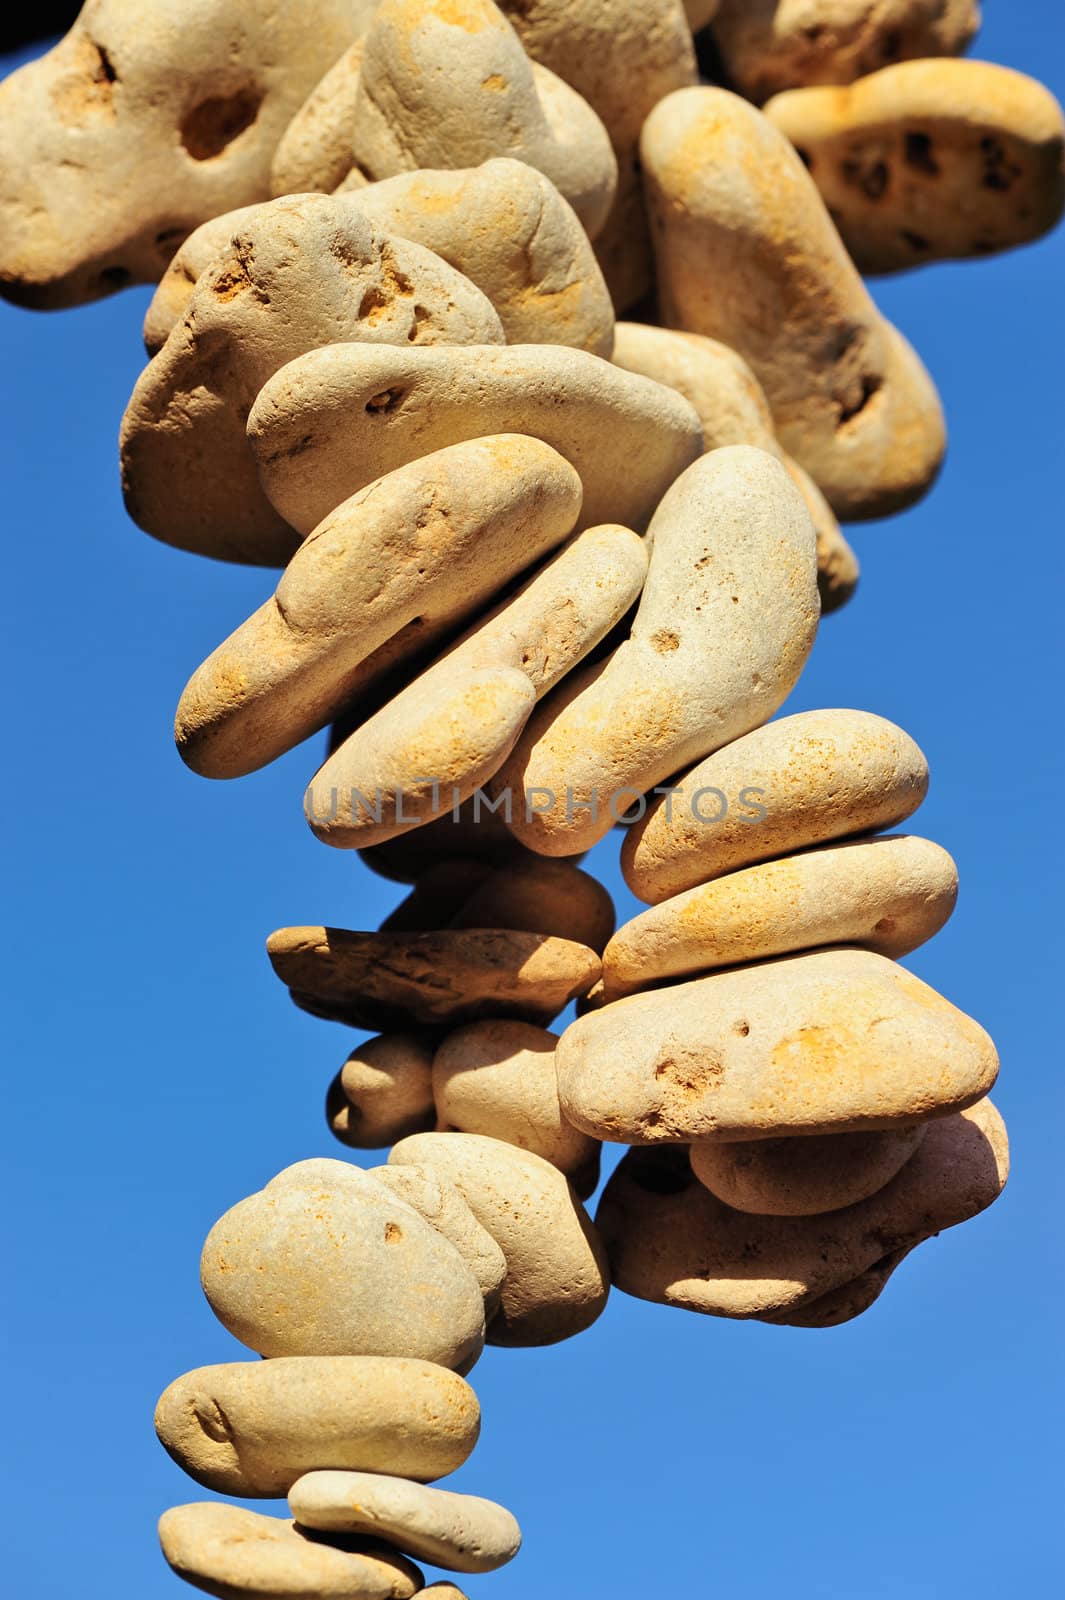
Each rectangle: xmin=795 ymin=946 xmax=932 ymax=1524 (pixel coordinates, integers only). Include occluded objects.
xmin=2 ymin=2 xmax=1059 ymax=1595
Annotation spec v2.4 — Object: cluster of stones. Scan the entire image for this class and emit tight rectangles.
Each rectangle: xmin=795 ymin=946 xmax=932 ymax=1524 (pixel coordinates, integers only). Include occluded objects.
xmin=2 ymin=1 xmax=1059 ymax=1595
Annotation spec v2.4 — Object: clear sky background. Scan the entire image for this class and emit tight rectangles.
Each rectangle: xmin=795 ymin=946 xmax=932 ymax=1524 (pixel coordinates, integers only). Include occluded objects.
xmin=2 ymin=7 xmax=1063 ymax=1597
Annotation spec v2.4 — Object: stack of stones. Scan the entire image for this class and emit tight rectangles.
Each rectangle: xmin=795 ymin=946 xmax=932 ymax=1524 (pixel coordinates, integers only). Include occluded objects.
xmin=2 ymin=1 xmax=1059 ymax=1594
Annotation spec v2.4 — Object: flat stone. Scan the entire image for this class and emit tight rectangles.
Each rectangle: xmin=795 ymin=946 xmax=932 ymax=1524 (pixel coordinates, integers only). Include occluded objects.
xmin=557 ymin=947 xmax=999 ymax=1143
xmin=622 ymin=708 xmax=930 ymax=904
xmin=159 ymin=1502 xmax=422 ymax=1600
xmin=289 ymin=1470 xmax=521 ymax=1573
xmin=267 ymin=926 xmax=601 ymax=1031
xmin=596 ymin=1098 xmax=1008 ymax=1318
xmin=249 ymin=341 xmax=701 ymax=537
xmin=390 ymin=1132 xmax=610 ymax=1346
xmin=155 ymin=1355 xmax=480 ymax=1497
xmin=200 ymin=1159 xmax=486 ymax=1371
xmin=603 ymin=834 xmax=958 ymax=995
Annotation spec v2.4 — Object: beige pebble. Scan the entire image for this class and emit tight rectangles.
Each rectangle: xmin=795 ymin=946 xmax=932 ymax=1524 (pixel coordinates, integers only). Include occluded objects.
xmin=142 ymin=202 xmax=266 ymax=356
xmin=556 ymin=946 xmax=999 ymax=1144
xmin=383 ymin=857 xmax=615 ymax=954
xmin=155 ymin=1355 xmax=480 ymax=1496
xmin=499 ymin=0 xmax=697 ymax=309
xmin=433 ymin=1020 xmax=601 ymax=1195
xmin=685 ymin=1 xmax=721 ymax=26
xmin=350 ymin=161 xmax=614 ymax=351
xmin=352 ymin=0 xmax=617 ymax=239
xmin=494 ymin=446 xmax=819 ymax=856
xmin=159 ymin=1503 xmax=422 ymax=1600
xmin=250 ymin=342 xmax=700 ymax=537
xmin=709 ymin=0 xmax=981 ymax=105
xmin=611 ymin=321 xmax=858 ymax=610
xmin=289 ymin=1470 xmax=521 ymax=1573
xmin=267 ymin=926 xmax=601 ymax=1030
xmin=622 ymin=708 xmax=930 ymax=904
xmin=306 ymin=525 xmax=649 ymax=848
xmin=120 ymin=195 xmax=505 ymax=564
xmin=328 ymin=1032 xmax=436 ymax=1149
xmin=153 ymin=161 xmax=615 ymax=356
xmin=200 ymin=1158 xmax=486 ymax=1371
xmin=390 ymin=1132 xmax=610 ymax=1345
xmin=690 ymin=1125 xmax=927 ymax=1216
xmin=765 ymin=59 xmax=1065 ymax=272
xmin=368 ymin=1162 xmax=509 ymax=1313
xmin=0 ymin=0 xmax=371 ymax=308
xmin=271 ymin=39 xmax=368 ymax=197
xmin=641 ymin=86 xmax=946 ymax=519
xmin=761 ymin=1247 xmax=912 ymax=1326
xmin=175 ymin=436 xmax=580 ymax=779
xmin=597 ymin=1096 xmax=1008 ymax=1318
xmin=603 ymin=834 xmax=958 ymax=996
xmin=421 ymin=1588 xmax=470 ymax=1599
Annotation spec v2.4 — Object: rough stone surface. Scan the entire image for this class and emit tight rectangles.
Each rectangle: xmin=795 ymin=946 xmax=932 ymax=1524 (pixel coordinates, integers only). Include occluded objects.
xmin=390 ymin=1132 xmax=610 ymax=1345
xmin=432 ymin=1020 xmax=601 ymax=1195
xmin=557 ymin=947 xmax=999 ymax=1143
xmin=641 ymin=86 xmax=947 ymax=518
xmin=710 ymin=0 xmax=981 ymax=105
xmin=121 ymin=195 xmax=505 ymax=563
xmin=267 ymin=926 xmax=601 ymax=1030
xmin=289 ymin=1470 xmax=521 ymax=1573
xmin=200 ymin=1159 xmax=486 ymax=1371
xmin=250 ymin=342 xmax=701 ymax=537
xmin=155 ymin=1355 xmax=480 ymax=1496
xmin=0 ymin=0 xmax=373 ymax=307
xmin=623 ymin=708 xmax=930 ymax=904
xmin=176 ymin=436 xmax=581 ymax=779
xmin=494 ymin=446 xmax=819 ymax=855
xmin=351 ymin=0 xmax=617 ymax=239
xmin=690 ymin=1125 xmax=927 ymax=1216
xmin=307 ymin=525 xmax=648 ymax=847
xmin=765 ymin=59 xmax=1065 ymax=271
xmin=597 ymin=1097 xmax=1008 ymax=1318
xmin=150 ymin=161 xmax=615 ymax=356
xmin=159 ymin=1502 xmax=423 ymax=1600
xmin=603 ymin=834 xmax=958 ymax=994
xmin=761 ymin=1247 xmax=912 ymax=1327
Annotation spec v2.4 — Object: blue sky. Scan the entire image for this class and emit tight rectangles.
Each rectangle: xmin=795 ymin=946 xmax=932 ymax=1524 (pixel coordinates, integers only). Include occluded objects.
xmin=2 ymin=6 xmax=1062 ymax=1596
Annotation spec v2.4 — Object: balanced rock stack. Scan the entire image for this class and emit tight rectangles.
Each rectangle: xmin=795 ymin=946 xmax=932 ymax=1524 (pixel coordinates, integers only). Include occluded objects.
xmin=2 ymin=0 xmax=1058 ymax=1594
xmin=154 ymin=1158 xmax=525 ymax=1596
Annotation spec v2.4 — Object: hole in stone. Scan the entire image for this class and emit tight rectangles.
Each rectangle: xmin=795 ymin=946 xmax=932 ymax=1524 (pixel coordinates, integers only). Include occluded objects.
xmin=384 ymin=1221 xmax=404 ymax=1244
xmin=365 ymin=388 xmax=404 ymax=414
xmin=181 ymin=87 xmax=263 ymax=161
xmin=903 ymin=131 xmax=939 ymax=176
